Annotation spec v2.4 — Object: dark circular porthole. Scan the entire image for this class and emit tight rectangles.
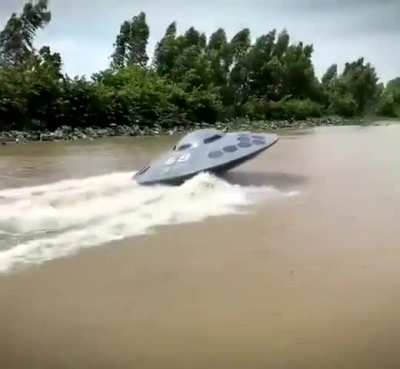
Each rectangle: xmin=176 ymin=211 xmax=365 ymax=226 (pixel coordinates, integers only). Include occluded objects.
xmin=136 ymin=165 xmax=150 ymax=176
xmin=223 ymin=145 xmax=238 ymax=153
xmin=238 ymin=142 xmax=252 ymax=148
xmin=238 ymin=135 xmax=250 ymax=141
xmin=208 ymin=150 xmax=223 ymax=159
xmin=253 ymin=139 xmax=266 ymax=145
xmin=177 ymin=143 xmax=192 ymax=151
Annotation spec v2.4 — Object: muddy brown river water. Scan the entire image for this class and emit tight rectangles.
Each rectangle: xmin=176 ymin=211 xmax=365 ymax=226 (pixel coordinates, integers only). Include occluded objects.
xmin=0 ymin=123 xmax=400 ymax=369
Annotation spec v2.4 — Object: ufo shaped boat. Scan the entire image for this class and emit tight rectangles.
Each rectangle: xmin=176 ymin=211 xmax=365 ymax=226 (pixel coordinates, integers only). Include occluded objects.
xmin=134 ymin=129 xmax=279 ymax=185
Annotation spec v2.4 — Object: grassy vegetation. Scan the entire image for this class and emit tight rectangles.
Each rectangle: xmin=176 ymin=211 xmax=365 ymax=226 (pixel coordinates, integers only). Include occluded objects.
xmin=0 ymin=1 xmax=399 ymax=135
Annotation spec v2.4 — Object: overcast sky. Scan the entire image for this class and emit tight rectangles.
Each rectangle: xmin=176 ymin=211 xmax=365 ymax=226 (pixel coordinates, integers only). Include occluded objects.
xmin=0 ymin=0 xmax=399 ymax=82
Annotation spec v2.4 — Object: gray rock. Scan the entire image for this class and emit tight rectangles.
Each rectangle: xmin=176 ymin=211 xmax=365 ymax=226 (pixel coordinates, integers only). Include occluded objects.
xmin=53 ymin=129 xmax=65 ymax=140
xmin=84 ymin=127 xmax=96 ymax=136
xmin=40 ymin=133 xmax=55 ymax=141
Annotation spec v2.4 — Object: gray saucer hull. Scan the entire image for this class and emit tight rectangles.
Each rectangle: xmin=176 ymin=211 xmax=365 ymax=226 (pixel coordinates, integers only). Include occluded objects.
xmin=134 ymin=129 xmax=278 ymax=185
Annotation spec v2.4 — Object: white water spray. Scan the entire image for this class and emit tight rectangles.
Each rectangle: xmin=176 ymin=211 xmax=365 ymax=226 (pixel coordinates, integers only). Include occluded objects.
xmin=0 ymin=172 xmax=297 ymax=273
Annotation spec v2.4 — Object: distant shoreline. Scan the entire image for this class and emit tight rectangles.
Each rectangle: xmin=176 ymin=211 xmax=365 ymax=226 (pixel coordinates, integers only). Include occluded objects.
xmin=0 ymin=117 xmax=397 ymax=144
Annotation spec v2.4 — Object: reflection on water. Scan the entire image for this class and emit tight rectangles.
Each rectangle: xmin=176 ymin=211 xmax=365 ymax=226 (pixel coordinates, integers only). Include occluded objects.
xmin=223 ymin=170 xmax=308 ymax=189
xmin=1 ymin=123 xmax=400 ymax=369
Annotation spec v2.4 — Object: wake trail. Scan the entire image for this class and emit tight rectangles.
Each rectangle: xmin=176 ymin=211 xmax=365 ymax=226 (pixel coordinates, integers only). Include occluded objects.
xmin=0 ymin=172 xmax=297 ymax=273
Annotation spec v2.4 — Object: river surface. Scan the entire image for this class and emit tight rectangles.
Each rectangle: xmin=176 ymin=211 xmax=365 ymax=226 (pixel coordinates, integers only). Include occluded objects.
xmin=0 ymin=123 xmax=400 ymax=369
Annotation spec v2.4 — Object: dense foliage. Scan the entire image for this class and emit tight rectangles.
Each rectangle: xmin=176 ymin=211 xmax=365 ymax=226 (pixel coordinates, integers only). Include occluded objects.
xmin=0 ymin=1 xmax=398 ymax=132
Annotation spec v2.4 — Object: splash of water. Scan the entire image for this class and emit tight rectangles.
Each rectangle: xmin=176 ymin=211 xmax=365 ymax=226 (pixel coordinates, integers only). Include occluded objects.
xmin=0 ymin=172 xmax=296 ymax=273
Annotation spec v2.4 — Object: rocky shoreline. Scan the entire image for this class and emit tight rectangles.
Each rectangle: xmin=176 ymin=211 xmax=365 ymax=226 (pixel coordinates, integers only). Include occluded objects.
xmin=0 ymin=117 xmax=365 ymax=144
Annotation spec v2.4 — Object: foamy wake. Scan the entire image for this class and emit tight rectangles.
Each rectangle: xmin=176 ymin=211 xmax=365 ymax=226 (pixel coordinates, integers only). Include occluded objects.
xmin=0 ymin=172 xmax=297 ymax=273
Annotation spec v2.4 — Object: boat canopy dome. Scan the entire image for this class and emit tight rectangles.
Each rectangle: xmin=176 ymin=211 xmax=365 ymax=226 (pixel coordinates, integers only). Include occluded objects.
xmin=174 ymin=129 xmax=225 ymax=150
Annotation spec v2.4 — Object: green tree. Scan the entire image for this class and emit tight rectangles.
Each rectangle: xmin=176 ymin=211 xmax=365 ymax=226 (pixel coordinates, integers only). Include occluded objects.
xmin=0 ymin=49 xmax=63 ymax=131
xmin=280 ymin=43 xmax=319 ymax=99
xmin=327 ymin=58 xmax=379 ymax=115
xmin=321 ymin=64 xmax=338 ymax=88
xmin=207 ymin=28 xmax=231 ymax=89
xmin=0 ymin=2 xmax=394 ymax=133
xmin=153 ymin=25 xmax=209 ymax=88
xmin=207 ymin=28 xmax=227 ymax=52
xmin=376 ymin=77 xmax=400 ymax=117
xmin=244 ymin=30 xmax=277 ymax=99
xmin=227 ymin=29 xmax=323 ymax=117
xmin=341 ymin=58 xmax=379 ymax=114
xmin=170 ymin=45 xmax=212 ymax=89
xmin=386 ymin=77 xmax=400 ymax=94
xmin=0 ymin=0 xmax=51 ymax=67
xmin=153 ymin=22 xmax=177 ymax=76
xmin=183 ymin=27 xmax=206 ymax=48
xmin=37 ymin=46 xmax=63 ymax=78
xmin=227 ymin=28 xmax=252 ymax=110
xmin=273 ymin=30 xmax=289 ymax=58
xmin=230 ymin=28 xmax=251 ymax=61
xmin=111 ymin=12 xmax=149 ymax=69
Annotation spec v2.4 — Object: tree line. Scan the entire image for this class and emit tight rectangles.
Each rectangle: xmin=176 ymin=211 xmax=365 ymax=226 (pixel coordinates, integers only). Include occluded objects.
xmin=0 ymin=0 xmax=399 ymax=132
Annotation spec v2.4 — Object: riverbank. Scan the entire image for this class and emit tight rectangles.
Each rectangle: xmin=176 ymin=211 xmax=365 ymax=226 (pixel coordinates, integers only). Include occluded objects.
xmin=0 ymin=116 xmax=388 ymax=144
